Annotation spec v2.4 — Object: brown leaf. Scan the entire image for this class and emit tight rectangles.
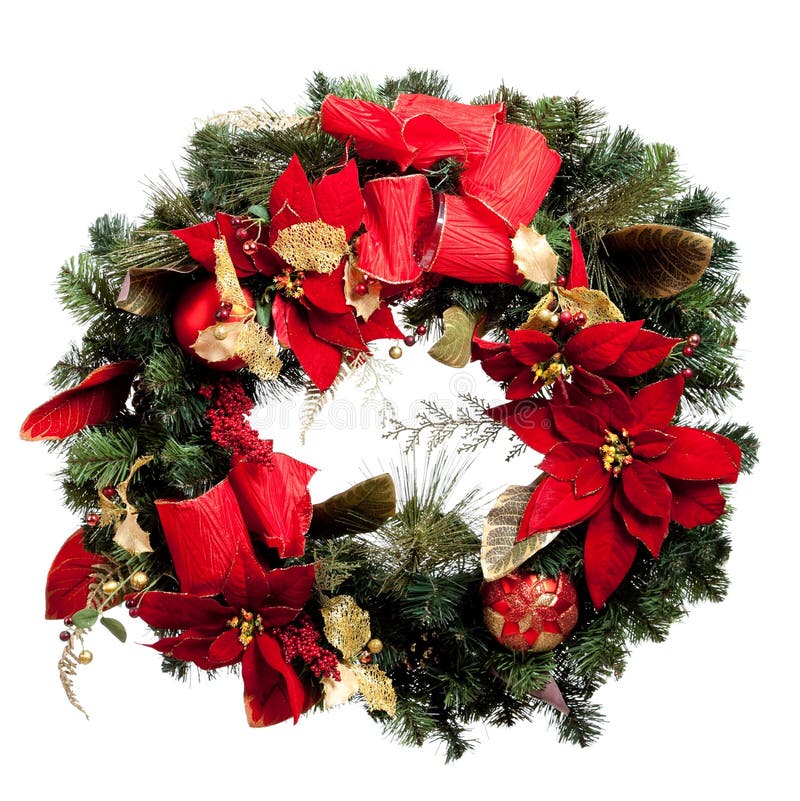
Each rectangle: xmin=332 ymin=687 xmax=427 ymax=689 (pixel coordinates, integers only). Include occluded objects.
xmin=511 ymin=224 xmax=558 ymax=284
xmin=112 ymin=511 xmax=154 ymax=555
xmin=603 ymin=224 xmax=713 ymax=298
xmin=481 ymin=481 xmax=561 ymax=580
xmin=427 ymin=306 xmax=481 ymax=368
xmin=344 ymin=259 xmax=381 ymax=321
xmin=309 ymin=474 xmax=396 ymax=537
xmin=117 ymin=268 xmax=183 ymax=316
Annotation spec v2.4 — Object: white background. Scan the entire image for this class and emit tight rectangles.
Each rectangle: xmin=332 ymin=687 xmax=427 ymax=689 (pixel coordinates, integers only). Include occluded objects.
xmin=1 ymin=1 xmax=794 ymax=798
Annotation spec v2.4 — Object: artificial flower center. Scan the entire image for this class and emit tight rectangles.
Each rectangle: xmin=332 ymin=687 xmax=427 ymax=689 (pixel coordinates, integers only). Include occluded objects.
xmin=531 ymin=352 xmax=572 ymax=386
xmin=227 ymin=609 xmax=264 ymax=647
xmin=599 ymin=428 xmax=635 ymax=477
xmin=274 ymin=268 xmax=306 ymax=299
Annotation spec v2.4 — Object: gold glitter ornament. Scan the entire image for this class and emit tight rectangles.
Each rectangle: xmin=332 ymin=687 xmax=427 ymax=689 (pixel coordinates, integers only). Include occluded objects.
xmin=367 ymin=638 xmax=384 ymax=654
xmin=102 ymin=580 xmax=120 ymax=596
xmin=129 ymin=571 xmax=149 ymax=591
xmin=77 ymin=650 xmax=93 ymax=665
xmin=389 ymin=345 xmax=403 ymax=359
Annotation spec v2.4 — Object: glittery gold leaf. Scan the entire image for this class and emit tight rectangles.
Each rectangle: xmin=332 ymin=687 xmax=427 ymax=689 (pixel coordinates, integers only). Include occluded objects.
xmin=322 ymin=595 xmax=371 ymax=662
xmin=113 ymin=511 xmax=153 ymax=555
xmin=481 ymin=481 xmax=561 ymax=581
xmin=117 ymin=268 xmax=183 ymax=316
xmin=511 ymin=224 xmax=558 ymax=284
xmin=192 ymin=321 xmax=243 ymax=363
xmin=272 ymin=221 xmax=348 ymax=274
xmin=235 ymin=320 xmax=283 ymax=381
xmin=322 ymin=662 xmax=360 ymax=709
xmin=344 ymin=259 xmax=381 ymax=321
xmin=353 ymin=663 xmax=396 ymax=717
xmin=107 ymin=456 xmax=155 ymax=555
xmin=213 ymin=239 xmax=249 ymax=307
xmin=520 ymin=290 xmax=559 ymax=333
xmin=310 ymin=473 xmax=396 ymax=537
xmin=203 ymin=108 xmax=308 ymax=132
xmin=428 ymin=306 xmax=481 ymax=368
xmin=603 ymin=224 xmax=713 ymax=298
xmin=556 ymin=286 xmax=624 ymax=325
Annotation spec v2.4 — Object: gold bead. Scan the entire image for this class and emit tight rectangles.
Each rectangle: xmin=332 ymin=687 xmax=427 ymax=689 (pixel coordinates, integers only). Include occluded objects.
xmin=549 ymin=313 xmax=560 ymax=327
xmin=213 ymin=325 xmax=228 ymax=341
xmin=537 ymin=308 xmax=553 ymax=322
xmin=367 ymin=638 xmax=384 ymax=654
xmin=102 ymin=579 xmax=120 ymax=595
xmin=389 ymin=345 xmax=403 ymax=359
xmin=129 ymin=571 xmax=149 ymax=592
xmin=77 ymin=650 xmax=93 ymax=665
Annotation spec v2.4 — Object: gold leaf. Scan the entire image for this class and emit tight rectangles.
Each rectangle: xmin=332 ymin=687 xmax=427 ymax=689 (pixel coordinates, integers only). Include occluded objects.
xmin=511 ymin=224 xmax=558 ymax=284
xmin=353 ymin=663 xmax=396 ymax=717
xmin=116 ymin=269 xmax=182 ymax=316
xmin=272 ymin=220 xmax=348 ymax=274
xmin=235 ymin=320 xmax=282 ymax=381
xmin=309 ymin=474 xmax=396 ymax=537
xmin=427 ymin=305 xmax=481 ymax=368
xmin=603 ymin=224 xmax=713 ymax=298
xmin=481 ymin=481 xmax=561 ymax=580
xmin=112 ymin=511 xmax=154 ymax=555
xmin=344 ymin=259 xmax=381 ymax=321
xmin=321 ymin=662 xmax=360 ymax=709
xmin=213 ymin=239 xmax=249 ymax=308
xmin=192 ymin=321 xmax=243 ymax=363
xmin=556 ymin=286 xmax=624 ymax=326
xmin=322 ymin=595 xmax=371 ymax=662
xmin=520 ymin=290 xmax=559 ymax=333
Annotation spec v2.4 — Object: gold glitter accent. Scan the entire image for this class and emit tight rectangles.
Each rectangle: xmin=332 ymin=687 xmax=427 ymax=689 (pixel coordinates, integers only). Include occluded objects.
xmin=511 ymin=224 xmax=558 ymax=284
xmin=235 ymin=320 xmax=283 ymax=381
xmin=321 ymin=595 xmax=396 ymax=717
xmin=522 ymin=286 xmax=624 ymax=334
xmin=213 ymin=238 xmax=248 ymax=308
xmin=97 ymin=456 xmax=155 ymax=555
xmin=272 ymin=221 xmax=348 ymax=274
xmin=227 ymin=609 xmax=263 ymax=647
xmin=58 ymin=629 xmax=90 ymax=720
xmin=203 ymin=108 xmax=308 ymax=132
xmin=599 ymin=429 xmax=634 ymax=477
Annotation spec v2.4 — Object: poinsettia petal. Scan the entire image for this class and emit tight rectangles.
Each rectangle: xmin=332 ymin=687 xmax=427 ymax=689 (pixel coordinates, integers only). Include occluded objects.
xmin=45 ymin=530 xmax=112 ymax=620
xmin=566 ymin=227 xmax=588 ymax=289
xmin=21 ymin=360 xmax=139 ymax=442
xmin=269 ymin=154 xmax=318 ymax=223
xmin=207 ymin=629 xmax=245 ymax=667
xmin=570 ymin=366 xmax=615 ymax=396
xmin=172 ymin=220 xmax=219 ymax=271
xmin=652 ymin=427 xmax=741 ymax=482
xmin=574 ymin=458 xmax=611 ymax=498
xmin=538 ymin=442 xmax=598 ymax=481
xmin=632 ymin=428 xmax=676 ymax=459
xmin=301 ymin=266 xmax=349 ymax=314
xmin=268 ymin=204 xmax=304 ymax=243
xmin=282 ymin=301 xmax=343 ymax=391
xmin=522 ymin=476 xmax=612 ymax=538
xmin=356 ymin=303 xmax=404 ymax=341
xmin=621 ymin=461 xmax=672 ymax=518
xmin=486 ymin=399 xmax=561 ymax=453
xmin=613 ymin=488 xmax=669 ymax=557
xmin=307 ymin=307 xmax=367 ymax=351
xmin=320 ymin=95 xmax=414 ymax=170
xmin=170 ymin=634 xmax=219 ymax=668
xmin=550 ymin=404 xmax=606 ymax=445
xmin=426 ymin=195 xmax=520 ymax=284
xmin=357 ymin=175 xmax=434 ymax=284
xmin=506 ymin=369 xmax=543 ymax=400
xmin=135 ymin=592 xmax=232 ymax=631
xmin=630 ymin=374 xmax=684 ymax=432
xmin=393 ymin=93 xmax=504 ymax=165
xmin=508 ymin=329 xmax=559 ymax=366
xmin=222 ymin=546 xmax=270 ymax=611
xmin=472 ymin=336 xmax=508 ymax=360
xmin=216 ymin=213 xmax=261 ymax=276
xmin=698 ymin=431 xmax=742 ymax=484
xmin=668 ymin=479 xmax=727 ymax=528
xmin=605 ymin=329 xmax=681 ymax=377
xmin=261 ymin=564 xmax=316 ymax=615
xmin=312 ymin=160 xmax=364 ymax=238
xmin=228 ymin=454 xmax=316 ymax=559
xmin=584 ymin=503 xmax=638 ymax=609
xmin=564 ymin=375 xmax=635 ymax=431
xmin=460 ymin=123 xmax=561 ymax=233
xmin=243 ymin=634 xmax=309 ymax=726
xmin=563 ymin=321 xmax=644 ymax=373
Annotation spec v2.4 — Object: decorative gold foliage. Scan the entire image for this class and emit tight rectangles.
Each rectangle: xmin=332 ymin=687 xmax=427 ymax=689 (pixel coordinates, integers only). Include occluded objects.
xmin=235 ymin=320 xmax=282 ymax=380
xmin=481 ymin=481 xmax=561 ymax=580
xmin=511 ymin=224 xmax=558 ymax=284
xmin=192 ymin=321 xmax=243 ymax=363
xmin=58 ymin=631 xmax=89 ymax=720
xmin=556 ymin=286 xmax=624 ymax=325
xmin=344 ymin=259 xmax=381 ymax=320
xmin=310 ymin=474 xmax=397 ymax=537
xmin=213 ymin=239 xmax=249 ymax=308
xmin=116 ymin=269 xmax=182 ymax=316
xmin=323 ymin=595 xmax=372 ymax=661
xmin=272 ymin=221 xmax=348 ymax=274
xmin=603 ymin=223 xmax=713 ymax=298
xmin=99 ymin=456 xmax=155 ymax=555
xmin=427 ymin=306 xmax=481 ymax=368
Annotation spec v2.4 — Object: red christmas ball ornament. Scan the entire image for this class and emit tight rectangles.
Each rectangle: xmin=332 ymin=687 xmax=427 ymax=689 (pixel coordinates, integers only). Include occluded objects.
xmin=682 ymin=345 xmax=694 ymax=357
xmin=687 ymin=333 xmax=701 ymax=347
xmin=172 ymin=276 xmax=253 ymax=371
xmin=481 ymin=570 xmax=578 ymax=652
xmin=681 ymin=367 xmax=694 ymax=379
xmin=403 ymin=334 xmax=416 ymax=346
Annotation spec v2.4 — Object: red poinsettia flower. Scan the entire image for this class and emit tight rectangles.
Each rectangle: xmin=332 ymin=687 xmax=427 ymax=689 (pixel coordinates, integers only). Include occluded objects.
xmin=136 ymin=548 xmax=317 ymax=727
xmin=473 ymin=320 xmax=680 ymax=400
xmin=265 ymin=155 xmax=402 ymax=390
xmin=173 ymin=212 xmax=271 ymax=277
xmin=488 ymin=375 xmax=741 ymax=608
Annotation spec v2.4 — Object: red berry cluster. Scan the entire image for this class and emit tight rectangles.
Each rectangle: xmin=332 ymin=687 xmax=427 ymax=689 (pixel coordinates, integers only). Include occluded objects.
xmin=401 ymin=271 xmax=442 ymax=302
xmin=272 ymin=614 xmax=341 ymax=681
xmin=199 ymin=378 xmax=273 ymax=465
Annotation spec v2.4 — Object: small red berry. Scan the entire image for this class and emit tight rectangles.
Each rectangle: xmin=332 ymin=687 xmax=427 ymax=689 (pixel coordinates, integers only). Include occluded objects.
xmin=354 ymin=281 xmax=369 ymax=296
xmin=556 ymin=275 xmax=567 ymax=287
xmin=86 ymin=513 xmax=100 ymax=527
xmin=231 ymin=216 xmax=248 ymax=226
xmin=574 ymin=311 xmax=587 ymax=327
xmin=415 ymin=324 xmax=427 ymax=336
xmin=681 ymin=367 xmax=694 ymax=379
xmin=129 ymin=608 xmax=140 ymax=618
xmin=682 ymin=345 xmax=694 ymax=357
xmin=559 ymin=310 xmax=573 ymax=325
xmin=215 ymin=306 xmax=231 ymax=322
xmin=234 ymin=226 xmax=250 ymax=241
xmin=404 ymin=335 xmax=416 ymax=346
xmin=124 ymin=598 xmax=137 ymax=609
xmin=687 ymin=333 xmax=701 ymax=347
xmin=59 ymin=630 xmax=71 ymax=642
xmin=242 ymin=240 xmax=258 ymax=256
xmin=101 ymin=486 xmax=116 ymax=499
xmin=63 ymin=617 xmax=73 ymax=627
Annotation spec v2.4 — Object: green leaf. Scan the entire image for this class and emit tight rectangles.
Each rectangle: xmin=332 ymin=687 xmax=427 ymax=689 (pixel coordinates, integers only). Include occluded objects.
xmin=71 ymin=608 xmax=100 ymax=629
xmin=248 ymin=204 xmax=269 ymax=221
xmin=100 ymin=616 xmax=128 ymax=643
xmin=255 ymin=294 xmax=273 ymax=328
xmin=427 ymin=306 xmax=481 ymax=368
xmin=308 ymin=474 xmax=396 ymax=537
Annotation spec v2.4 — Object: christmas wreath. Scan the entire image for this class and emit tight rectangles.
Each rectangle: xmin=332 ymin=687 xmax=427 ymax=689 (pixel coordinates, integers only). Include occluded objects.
xmin=22 ymin=71 xmax=756 ymax=759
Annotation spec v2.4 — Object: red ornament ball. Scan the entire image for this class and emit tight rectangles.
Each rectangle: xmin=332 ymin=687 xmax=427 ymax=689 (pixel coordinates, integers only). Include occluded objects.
xmin=681 ymin=367 xmax=694 ymax=379
xmin=688 ymin=333 xmax=701 ymax=347
xmin=682 ymin=345 xmax=694 ymax=357
xmin=415 ymin=324 xmax=427 ymax=336
xmin=403 ymin=334 xmax=416 ymax=346
xmin=481 ymin=570 xmax=578 ymax=653
xmin=172 ymin=276 xmax=253 ymax=371
xmin=85 ymin=513 xmax=100 ymax=527
xmin=354 ymin=281 xmax=369 ymax=296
